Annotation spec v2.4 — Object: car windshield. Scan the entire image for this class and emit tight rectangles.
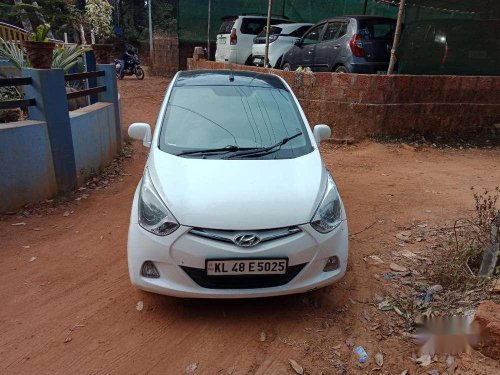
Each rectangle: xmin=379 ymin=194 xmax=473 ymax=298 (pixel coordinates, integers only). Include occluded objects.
xmin=159 ymin=85 xmax=312 ymax=159
xmin=257 ymin=26 xmax=282 ymax=38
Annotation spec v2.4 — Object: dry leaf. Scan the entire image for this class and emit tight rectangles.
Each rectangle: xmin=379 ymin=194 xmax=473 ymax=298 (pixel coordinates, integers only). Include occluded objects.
xmin=136 ymin=301 xmax=144 ymax=311
xmin=289 ymin=359 xmax=304 ymax=375
xmin=375 ymin=352 xmax=384 ymax=366
xmin=390 ymin=263 xmax=408 ymax=272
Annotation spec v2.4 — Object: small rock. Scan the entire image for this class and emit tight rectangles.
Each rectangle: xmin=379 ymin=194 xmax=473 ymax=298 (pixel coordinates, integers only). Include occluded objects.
xmin=185 ymin=362 xmax=198 ymax=374
xmin=11 ymin=222 xmax=26 ymax=226
xmin=375 ymin=352 xmax=384 ymax=366
xmin=400 ymin=371 xmax=409 ymax=375
xmin=416 ymin=354 xmax=432 ymax=367
xmin=427 ymin=370 xmax=439 ymax=375
xmin=288 ymin=359 xmax=304 ymax=375
xmin=23 ymin=245 xmax=30 ymax=249
xmin=390 ymin=263 xmax=408 ymax=272
xmin=427 ymin=284 xmax=443 ymax=295
xmin=136 ymin=301 xmax=144 ymax=311
xmin=395 ymin=230 xmax=411 ymax=242
xmin=64 ymin=337 xmax=72 ymax=343
xmin=29 ymin=256 xmax=37 ymax=262
xmin=63 ymin=211 xmax=70 ymax=217
xmin=259 ymin=331 xmax=266 ymax=342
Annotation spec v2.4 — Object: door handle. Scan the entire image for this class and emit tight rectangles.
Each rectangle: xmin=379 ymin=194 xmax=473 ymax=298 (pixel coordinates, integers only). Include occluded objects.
xmin=334 ymin=45 xmax=341 ymax=49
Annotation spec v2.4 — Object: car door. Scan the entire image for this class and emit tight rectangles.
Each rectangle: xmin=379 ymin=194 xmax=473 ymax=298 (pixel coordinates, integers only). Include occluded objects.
xmin=289 ymin=23 xmax=325 ymax=69
xmin=314 ymin=21 xmax=344 ymax=71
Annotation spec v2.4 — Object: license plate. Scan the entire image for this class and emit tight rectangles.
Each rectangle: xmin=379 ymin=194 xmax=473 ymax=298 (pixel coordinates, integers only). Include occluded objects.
xmin=218 ymin=38 xmax=226 ymax=44
xmin=206 ymin=259 xmax=288 ymax=276
xmin=253 ymin=57 xmax=263 ymax=64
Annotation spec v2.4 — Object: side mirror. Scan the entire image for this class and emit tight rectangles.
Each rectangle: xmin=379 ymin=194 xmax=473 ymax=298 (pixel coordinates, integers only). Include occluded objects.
xmin=294 ymin=39 xmax=301 ymax=46
xmin=313 ymin=124 xmax=331 ymax=145
xmin=128 ymin=122 xmax=152 ymax=148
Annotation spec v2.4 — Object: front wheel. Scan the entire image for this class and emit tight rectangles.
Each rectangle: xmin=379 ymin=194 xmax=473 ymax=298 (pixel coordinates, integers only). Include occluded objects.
xmin=334 ymin=65 xmax=348 ymax=73
xmin=282 ymin=62 xmax=292 ymax=71
xmin=135 ymin=67 xmax=145 ymax=80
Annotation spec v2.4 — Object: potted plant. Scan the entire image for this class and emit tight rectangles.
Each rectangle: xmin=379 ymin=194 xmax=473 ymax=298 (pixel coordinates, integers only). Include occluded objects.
xmin=22 ymin=24 xmax=55 ymax=69
xmin=85 ymin=0 xmax=114 ymax=63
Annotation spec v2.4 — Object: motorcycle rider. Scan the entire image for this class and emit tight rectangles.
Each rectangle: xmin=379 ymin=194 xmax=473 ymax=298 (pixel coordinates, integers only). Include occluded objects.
xmin=117 ymin=44 xmax=135 ymax=77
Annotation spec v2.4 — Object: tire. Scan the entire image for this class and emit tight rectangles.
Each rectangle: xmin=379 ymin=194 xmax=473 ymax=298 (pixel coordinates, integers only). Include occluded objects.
xmin=244 ymin=56 xmax=253 ymax=66
xmin=282 ymin=62 xmax=292 ymax=71
xmin=334 ymin=65 xmax=348 ymax=73
xmin=135 ymin=67 xmax=145 ymax=80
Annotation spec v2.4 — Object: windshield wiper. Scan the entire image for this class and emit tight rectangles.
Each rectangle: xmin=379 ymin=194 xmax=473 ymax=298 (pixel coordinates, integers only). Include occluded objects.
xmin=176 ymin=145 xmax=259 ymax=157
xmin=225 ymin=132 xmax=303 ymax=159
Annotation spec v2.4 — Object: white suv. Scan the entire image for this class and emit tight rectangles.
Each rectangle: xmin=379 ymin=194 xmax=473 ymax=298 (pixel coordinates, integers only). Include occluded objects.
xmin=215 ymin=15 xmax=291 ymax=65
xmin=252 ymin=23 xmax=313 ymax=68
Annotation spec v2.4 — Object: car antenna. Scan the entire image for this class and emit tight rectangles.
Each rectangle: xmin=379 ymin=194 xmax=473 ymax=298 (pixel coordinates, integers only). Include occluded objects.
xmin=229 ymin=65 xmax=234 ymax=82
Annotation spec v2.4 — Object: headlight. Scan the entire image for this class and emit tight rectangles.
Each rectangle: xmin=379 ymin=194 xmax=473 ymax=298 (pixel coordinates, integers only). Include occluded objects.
xmin=310 ymin=174 xmax=342 ymax=233
xmin=138 ymin=169 xmax=179 ymax=236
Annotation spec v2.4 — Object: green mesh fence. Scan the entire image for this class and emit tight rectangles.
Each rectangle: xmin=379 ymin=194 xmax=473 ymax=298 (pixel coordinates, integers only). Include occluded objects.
xmin=178 ymin=0 xmax=397 ymax=44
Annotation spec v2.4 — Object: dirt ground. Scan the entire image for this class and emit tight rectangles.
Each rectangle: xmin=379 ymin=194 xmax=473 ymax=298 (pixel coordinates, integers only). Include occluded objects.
xmin=1 ymin=77 xmax=499 ymax=375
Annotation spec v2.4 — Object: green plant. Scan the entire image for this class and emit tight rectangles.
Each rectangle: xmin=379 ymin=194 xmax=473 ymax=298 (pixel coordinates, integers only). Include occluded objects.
xmin=52 ymin=45 xmax=91 ymax=72
xmin=0 ymin=38 xmax=30 ymax=70
xmin=31 ymin=24 xmax=51 ymax=42
xmin=0 ymin=39 xmax=89 ymax=72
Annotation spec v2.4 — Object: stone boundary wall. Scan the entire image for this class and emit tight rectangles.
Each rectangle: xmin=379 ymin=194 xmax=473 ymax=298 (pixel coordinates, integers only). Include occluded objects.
xmin=187 ymin=58 xmax=500 ymax=142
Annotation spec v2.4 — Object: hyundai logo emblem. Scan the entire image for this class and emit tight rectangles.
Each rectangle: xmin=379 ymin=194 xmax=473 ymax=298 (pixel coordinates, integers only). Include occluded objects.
xmin=233 ymin=233 xmax=261 ymax=247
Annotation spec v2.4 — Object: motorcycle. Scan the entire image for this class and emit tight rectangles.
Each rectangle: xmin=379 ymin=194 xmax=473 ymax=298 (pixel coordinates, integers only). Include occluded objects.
xmin=115 ymin=55 xmax=145 ymax=80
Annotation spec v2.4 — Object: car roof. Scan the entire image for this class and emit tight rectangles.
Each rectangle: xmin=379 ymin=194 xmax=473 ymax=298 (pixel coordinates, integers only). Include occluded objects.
xmin=175 ymin=70 xmax=288 ymax=91
xmin=316 ymin=15 xmax=396 ymax=23
xmin=275 ymin=23 xmax=313 ymax=30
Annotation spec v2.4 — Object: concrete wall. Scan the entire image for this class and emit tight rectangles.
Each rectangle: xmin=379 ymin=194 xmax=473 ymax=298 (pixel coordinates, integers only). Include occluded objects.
xmin=0 ymin=120 xmax=57 ymax=212
xmin=188 ymin=59 xmax=500 ymax=142
xmin=0 ymin=65 xmax=121 ymax=212
xmin=70 ymin=103 xmax=117 ymax=185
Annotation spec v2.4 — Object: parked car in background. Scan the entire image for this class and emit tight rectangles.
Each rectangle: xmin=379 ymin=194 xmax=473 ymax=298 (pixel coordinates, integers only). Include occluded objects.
xmin=127 ymin=70 xmax=348 ymax=298
xmin=251 ymin=23 xmax=313 ymax=68
xmin=397 ymin=19 xmax=500 ymax=76
xmin=281 ymin=16 xmax=396 ymax=73
xmin=215 ymin=15 xmax=292 ymax=65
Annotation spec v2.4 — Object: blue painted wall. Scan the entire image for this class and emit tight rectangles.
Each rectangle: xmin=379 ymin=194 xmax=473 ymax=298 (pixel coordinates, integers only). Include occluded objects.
xmin=70 ymin=103 xmax=117 ymax=185
xmin=0 ymin=121 xmax=57 ymax=212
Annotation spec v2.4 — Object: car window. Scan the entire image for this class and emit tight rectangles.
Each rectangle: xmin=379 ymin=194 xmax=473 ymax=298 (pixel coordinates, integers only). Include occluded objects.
xmin=159 ymin=86 xmax=312 ymax=159
xmin=322 ymin=22 xmax=342 ymax=41
xmin=218 ymin=19 xmax=235 ymax=34
xmin=289 ymin=25 xmax=312 ymax=38
xmin=337 ymin=22 xmax=348 ymax=38
xmin=359 ymin=20 xmax=396 ymax=40
xmin=256 ymin=26 xmax=282 ymax=38
xmin=302 ymin=24 xmax=324 ymax=45
xmin=241 ymin=18 xmax=268 ymax=35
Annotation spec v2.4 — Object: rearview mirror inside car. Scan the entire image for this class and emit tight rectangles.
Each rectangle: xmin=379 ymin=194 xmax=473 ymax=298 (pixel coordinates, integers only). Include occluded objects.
xmin=313 ymin=124 xmax=331 ymax=145
xmin=128 ymin=122 xmax=152 ymax=148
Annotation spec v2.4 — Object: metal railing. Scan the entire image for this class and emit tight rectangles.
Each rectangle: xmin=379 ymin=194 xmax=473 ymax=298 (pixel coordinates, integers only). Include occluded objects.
xmin=64 ymin=70 xmax=106 ymax=100
xmin=0 ymin=77 xmax=35 ymax=110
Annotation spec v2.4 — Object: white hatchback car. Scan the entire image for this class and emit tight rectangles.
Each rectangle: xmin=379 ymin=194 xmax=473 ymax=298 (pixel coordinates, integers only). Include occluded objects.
xmin=215 ymin=15 xmax=291 ymax=65
xmin=127 ymin=70 xmax=348 ymax=298
xmin=252 ymin=23 xmax=313 ymax=68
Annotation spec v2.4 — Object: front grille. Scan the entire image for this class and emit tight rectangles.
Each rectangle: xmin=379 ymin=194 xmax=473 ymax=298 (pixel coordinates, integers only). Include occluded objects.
xmin=189 ymin=226 xmax=301 ymax=245
xmin=180 ymin=263 xmax=307 ymax=289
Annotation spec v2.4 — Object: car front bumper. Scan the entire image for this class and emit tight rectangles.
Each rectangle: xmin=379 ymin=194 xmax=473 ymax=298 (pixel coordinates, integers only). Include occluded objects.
xmin=127 ymin=219 xmax=349 ymax=299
